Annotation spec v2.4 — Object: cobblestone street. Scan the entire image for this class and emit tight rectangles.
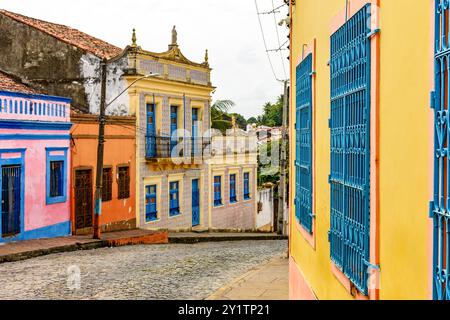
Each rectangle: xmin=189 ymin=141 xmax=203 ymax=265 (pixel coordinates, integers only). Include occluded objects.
xmin=0 ymin=240 xmax=287 ymax=300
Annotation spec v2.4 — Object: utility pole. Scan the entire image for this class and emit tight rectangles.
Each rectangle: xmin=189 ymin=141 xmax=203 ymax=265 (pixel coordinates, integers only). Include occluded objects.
xmin=277 ymin=80 xmax=289 ymax=235
xmin=93 ymin=58 xmax=108 ymax=239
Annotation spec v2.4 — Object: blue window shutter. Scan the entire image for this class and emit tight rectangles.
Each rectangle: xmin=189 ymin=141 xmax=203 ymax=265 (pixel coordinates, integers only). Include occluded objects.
xmin=170 ymin=106 xmax=178 ymax=153
xmin=433 ymin=0 xmax=450 ymax=301
xmin=230 ymin=174 xmax=237 ymax=203
xmin=214 ymin=176 xmax=222 ymax=206
xmin=146 ymin=103 xmax=156 ymax=158
xmin=243 ymin=173 xmax=250 ymax=200
xmin=329 ymin=4 xmax=372 ymax=295
xmin=45 ymin=148 xmax=68 ymax=205
xmin=295 ymin=53 xmax=313 ymax=234
xmin=169 ymin=181 xmax=180 ymax=216
xmin=146 ymin=185 xmax=158 ymax=222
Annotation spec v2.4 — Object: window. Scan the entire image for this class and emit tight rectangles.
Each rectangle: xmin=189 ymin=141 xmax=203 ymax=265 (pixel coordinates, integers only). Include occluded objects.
xmin=329 ymin=5 xmax=372 ymax=295
xmin=102 ymin=168 xmax=112 ymax=202
xmin=230 ymin=174 xmax=237 ymax=203
xmin=46 ymin=148 xmax=68 ymax=204
xmin=243 ymin=172 xmax=250 ymax=200
xmin=214 ymin=176 xmax=222 ymax=206
xmin=146 ymin=185 xmax=158 ymax=222
xmin=169 ymin=181 xmax=180 ymax=216
xmin=295 ymin=53 xmax=313 ymax=234
xmin=117 ymin=166 xmax=130 ymax=199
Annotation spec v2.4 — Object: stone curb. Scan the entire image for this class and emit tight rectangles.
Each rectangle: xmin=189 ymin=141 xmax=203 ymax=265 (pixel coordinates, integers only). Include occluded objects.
xmin=169 ymin=235 xmax=288 ymax=244
xmin=0 ymin=232 xmax=169 ymax=265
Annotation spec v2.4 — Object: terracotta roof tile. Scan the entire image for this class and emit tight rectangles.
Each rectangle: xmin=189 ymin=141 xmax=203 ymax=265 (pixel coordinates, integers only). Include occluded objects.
xmin=0 ymin=9 xmax=122 ymax=59
xmin=0 ymin=71 xmax=40 ymax=94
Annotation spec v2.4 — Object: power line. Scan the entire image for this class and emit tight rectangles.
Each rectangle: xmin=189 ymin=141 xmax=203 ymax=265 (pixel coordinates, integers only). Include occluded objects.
xmin=254 ymin=0 xmax=281 ymax=82
xmin=258 ymin=3 xmax=286 ymax=15
xmin=271 ymin=0 xmax=287 ymax=79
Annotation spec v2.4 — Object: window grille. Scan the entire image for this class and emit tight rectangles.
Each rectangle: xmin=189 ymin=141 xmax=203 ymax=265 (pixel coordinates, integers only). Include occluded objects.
xmin=295 ymin=53 xmax=313 ymax=234
xmin=102 ymin=168 xmax=112 ymax=202
xmin=118 ymin=166 xmax=130 ymax=199
xmin=329 ymin=4 xmax=372 ymax=295
xmin=432 ymin=0 xmax=450 ymax=301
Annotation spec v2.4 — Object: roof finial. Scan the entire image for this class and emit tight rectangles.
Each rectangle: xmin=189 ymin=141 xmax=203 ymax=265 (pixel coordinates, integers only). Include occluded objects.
xmin=204 ymin=49 xmax=209 ymax=65
xmin=131 ymin=28 xmax=137 ymax=47
xmin=171 ymin=25 xmax=178 ymax=46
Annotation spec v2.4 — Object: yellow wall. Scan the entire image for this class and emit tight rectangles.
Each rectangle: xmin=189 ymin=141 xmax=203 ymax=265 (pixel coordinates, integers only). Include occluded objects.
xmin=290 ymin=0 xmax=433 ymax=300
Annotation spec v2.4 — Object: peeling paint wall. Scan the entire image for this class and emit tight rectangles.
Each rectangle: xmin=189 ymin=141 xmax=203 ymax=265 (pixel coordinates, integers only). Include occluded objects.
xmin=80 ymin=53 xmax=130 ymax=115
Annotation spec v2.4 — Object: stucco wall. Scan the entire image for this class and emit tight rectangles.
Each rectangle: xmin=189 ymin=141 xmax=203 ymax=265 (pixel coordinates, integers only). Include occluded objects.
xmin=210 ymin=165 xmax=257 ymax=231
xmin=289 ymin=0 xmax=432 ymax=300
xmin=71 ymin=115 xmax=136 ymax=232
xmin=257 ymin=187 xmax=274 ymax=231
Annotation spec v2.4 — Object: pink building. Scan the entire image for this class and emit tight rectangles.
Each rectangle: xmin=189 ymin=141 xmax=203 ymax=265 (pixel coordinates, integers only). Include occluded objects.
xmin=0 ymin=71 xmax=72 ymax=243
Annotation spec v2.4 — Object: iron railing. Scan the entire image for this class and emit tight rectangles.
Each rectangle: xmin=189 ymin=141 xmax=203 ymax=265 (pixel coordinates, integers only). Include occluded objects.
xmin=145 ymin=135 xmax=211 ymax=160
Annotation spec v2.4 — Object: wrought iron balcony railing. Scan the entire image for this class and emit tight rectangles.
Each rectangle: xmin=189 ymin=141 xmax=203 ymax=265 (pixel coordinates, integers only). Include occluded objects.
xmin=145 ymin=135 xmax=211 ymax=160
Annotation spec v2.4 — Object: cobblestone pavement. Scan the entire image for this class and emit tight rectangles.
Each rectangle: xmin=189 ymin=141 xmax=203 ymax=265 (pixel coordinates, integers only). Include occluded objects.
xmin=0 ymin=240 xmax=287 ymax=300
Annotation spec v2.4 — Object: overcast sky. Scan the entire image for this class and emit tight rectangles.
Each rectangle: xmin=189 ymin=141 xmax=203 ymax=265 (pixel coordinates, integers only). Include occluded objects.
xmin=0 ymin=0 xmax=289 ymax=119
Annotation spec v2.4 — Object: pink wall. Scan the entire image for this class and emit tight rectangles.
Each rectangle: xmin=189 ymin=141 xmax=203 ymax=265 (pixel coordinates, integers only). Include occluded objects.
xmin=0 ymin=137 xmax=70 ymax=232
xmin=0 ymin=92 xmax=71 ymax=234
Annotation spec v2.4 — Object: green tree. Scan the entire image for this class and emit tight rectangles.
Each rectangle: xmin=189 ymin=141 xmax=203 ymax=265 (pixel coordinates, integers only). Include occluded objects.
xmin=247 ymin=117 xmax=258 ymax=125
xmin=211 ymin=100 xmax=235 ymax=133
xmin=258 ymin=96 xmax=283 ymax=127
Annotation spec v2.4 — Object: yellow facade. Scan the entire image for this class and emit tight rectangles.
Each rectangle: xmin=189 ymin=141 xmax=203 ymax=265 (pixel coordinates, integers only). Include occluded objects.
xmin=122 ymin=30 xmax=258 ymax=232
xmin=124 ymin=32 xmax=214 ymax=231
xmin=289 ymin=0 xmax=433 ymax=300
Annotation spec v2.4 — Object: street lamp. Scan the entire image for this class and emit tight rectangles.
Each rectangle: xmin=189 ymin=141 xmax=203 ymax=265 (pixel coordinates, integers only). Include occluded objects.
xmin=93 ymin=66 xmax=160 ymax=239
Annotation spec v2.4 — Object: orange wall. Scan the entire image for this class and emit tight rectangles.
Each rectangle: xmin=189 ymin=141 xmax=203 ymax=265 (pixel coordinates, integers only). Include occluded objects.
xmin=70 ymin=115 xmax=136 ymax=232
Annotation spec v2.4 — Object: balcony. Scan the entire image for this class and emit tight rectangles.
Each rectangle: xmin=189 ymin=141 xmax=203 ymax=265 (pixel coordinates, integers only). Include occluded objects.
xmin=0 ymin=91 xmax=71 ymax=123
xmin=145 ymin=135 xmax=211 ymax=162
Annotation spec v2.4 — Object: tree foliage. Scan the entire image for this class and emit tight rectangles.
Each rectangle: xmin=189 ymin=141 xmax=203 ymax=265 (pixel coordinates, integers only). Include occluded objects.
xmin=255 ymin=95 xmax=284 ymax=127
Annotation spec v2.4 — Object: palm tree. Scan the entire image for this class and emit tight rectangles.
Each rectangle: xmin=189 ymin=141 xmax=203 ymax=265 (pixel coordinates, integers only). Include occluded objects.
xmin=211 ymin=100 xmax=235 ymax=133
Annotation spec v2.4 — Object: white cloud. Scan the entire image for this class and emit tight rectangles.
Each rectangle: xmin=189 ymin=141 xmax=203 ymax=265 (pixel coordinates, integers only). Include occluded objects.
xmin=0 ymin=0 xmax=289 ymax=118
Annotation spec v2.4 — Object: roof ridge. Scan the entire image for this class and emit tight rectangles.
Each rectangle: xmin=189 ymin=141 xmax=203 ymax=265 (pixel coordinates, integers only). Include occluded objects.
xmin=0 ymin=9 xmax=122 ymax=59
xmin=0 ymin=9 xmax=68 ymax=29
xmin=0 ymin=69 xmax=41 ymax=94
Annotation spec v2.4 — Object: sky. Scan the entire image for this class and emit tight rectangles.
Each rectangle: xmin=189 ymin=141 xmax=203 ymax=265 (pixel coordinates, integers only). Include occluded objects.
xmin=0 ymin=0 xmax=289 ymax=119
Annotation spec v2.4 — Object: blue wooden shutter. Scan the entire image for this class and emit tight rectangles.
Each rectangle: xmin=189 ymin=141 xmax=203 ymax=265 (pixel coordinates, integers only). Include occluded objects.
xmin=230 ymin=174 xmax=237 ymax=203
xmin=243 ymin=173 xmax=250 ymax=200
xmin=169 ymin=181 xmax=180 ymax=216
xmin=432 ymin=0 xmax=450 ymax=301
xmin=146 ymin=103 xmax=156 ymax=158
xmin=146 ymin=185 xmax=157 ymax=222
xmin=295 ymin=53 xmax=313 ymax=234
xmin=170 ymin=106 xmax=178 ymax=153
xmin=329 ymin=4 xmax=372 ymax=295
xmin=214 ymin=176 xmax=222 ymax=206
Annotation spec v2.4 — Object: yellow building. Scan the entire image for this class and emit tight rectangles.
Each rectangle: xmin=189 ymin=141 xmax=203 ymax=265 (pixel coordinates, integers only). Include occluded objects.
xmin=288 ymin=0 xmax=437 ymax=300
xmin=125 ymin=28 xmax=258 ymax=232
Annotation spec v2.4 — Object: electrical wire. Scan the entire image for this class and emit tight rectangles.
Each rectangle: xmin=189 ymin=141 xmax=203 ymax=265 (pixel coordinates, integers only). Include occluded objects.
xmin=254 ymin=0 xmax=281 ymax=82
xmin=271 ymin=0 xmax=287 ymax=79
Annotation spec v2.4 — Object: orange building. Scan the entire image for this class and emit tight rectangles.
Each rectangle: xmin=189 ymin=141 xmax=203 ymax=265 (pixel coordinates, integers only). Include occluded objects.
xmin=70 ymin=114 xmax=136 ymax=235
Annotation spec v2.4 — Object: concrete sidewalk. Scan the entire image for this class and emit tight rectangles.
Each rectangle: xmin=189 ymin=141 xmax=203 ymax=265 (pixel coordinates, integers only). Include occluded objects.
xmin=207 ymin=254 xmax=289 ymax=300
xmin=0 ymin=229 xmax=168 ymax=264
